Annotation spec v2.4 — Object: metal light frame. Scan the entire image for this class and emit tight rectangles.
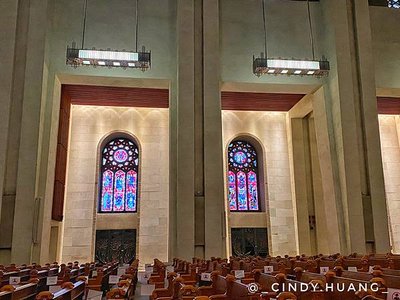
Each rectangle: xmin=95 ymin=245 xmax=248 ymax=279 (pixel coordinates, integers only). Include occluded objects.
xmin=253 ymin=0 xmax=329 ymax=77
xmin=66 ymin=0 xmax=150 ymax=71
xmin=253 ymin=56 xmax=329 ymax=77
xmin=66 ymin=45 xmax=151 ymax=70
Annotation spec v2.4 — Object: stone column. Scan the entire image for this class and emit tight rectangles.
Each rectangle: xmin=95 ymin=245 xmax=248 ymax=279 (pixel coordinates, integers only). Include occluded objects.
xmin=11 ymin=0 xmax=49 ymax=263
xmin=0 ymin=0 xmax=19 ymax=262
xmin=352 ymin=0 xmax=390 ymax=253
xmin=175 ymin=0 xmax=196 ymax=260
xmin=319 ymin=0 xmax=390 ymax=253
xmin=290 ymin=119 xmax=313 ymax=255
xmin=203 ymin=0 xmax=226 ymax=258
xmin=0 ymin=2 xmax=18 ymax=214
xmin=0 ymin=0 xmax=18 ymax=218
xmin=312 ymin=88 xmax=344 ymax=254
xmin=174 ymin=0 xmax=226 ymax=259
xmin=319 ymin=0 xmax=367 ymax=253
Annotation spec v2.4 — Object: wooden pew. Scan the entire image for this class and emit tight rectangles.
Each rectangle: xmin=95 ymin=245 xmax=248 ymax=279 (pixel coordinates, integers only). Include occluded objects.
xmin=35 ymin=281 xmax=85 ymax=300
xmin=0 ymin=270 xmax=31 ymax=288
xmin=0 ymin=283 xmax=37 ymax=300
xmin=197 ymin=272 xmax=227 ymax=297
xmin=333 ymin=266 xmax=400 ymax=289
xmin=206 ymin=275 xmax=257 ymax=300
xmin=151 ymin=272 xmax=179 ymax=300
xmin=152 ymin=277 xmax=198 ymax=300
xmin=149 ymin=260 xmax=167 ymax=289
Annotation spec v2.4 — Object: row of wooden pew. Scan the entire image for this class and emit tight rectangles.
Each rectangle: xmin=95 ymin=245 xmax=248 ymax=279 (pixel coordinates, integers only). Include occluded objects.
xmin=144 ymin=253 xmax=400 ymax=300
xmin=0 ymin=260 xmax=139 ymax=300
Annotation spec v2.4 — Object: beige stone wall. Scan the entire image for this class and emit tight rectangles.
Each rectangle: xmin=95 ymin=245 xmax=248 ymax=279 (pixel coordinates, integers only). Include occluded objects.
xmin=62 ymin=105 xmax=169 ymax=264
xmin=370 ymin=7 xmax=400 ymax=89
xmin=222 ymin=111 xmax=297 ymax=256
xmin=378 ymin=115 xmax=400 ymax=253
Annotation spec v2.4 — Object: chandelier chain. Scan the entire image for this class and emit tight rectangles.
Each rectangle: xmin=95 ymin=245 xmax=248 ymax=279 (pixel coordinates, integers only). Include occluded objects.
xmin=81 ymin=0 xmax=88 ymax=49
xmin=307 ymin=0 xmax=315 ymax=60
xmin=135 ymin=0 xmax=139 ymax=52
xmin=262 ymin=0 xmax=268 ymax=58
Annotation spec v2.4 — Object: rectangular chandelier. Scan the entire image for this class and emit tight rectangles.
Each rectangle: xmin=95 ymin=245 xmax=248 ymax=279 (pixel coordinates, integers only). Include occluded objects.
xmin=66 ymin=46 xmax=151 ymax=70
xmin=253 ymin=57 xmax=329 ymax=77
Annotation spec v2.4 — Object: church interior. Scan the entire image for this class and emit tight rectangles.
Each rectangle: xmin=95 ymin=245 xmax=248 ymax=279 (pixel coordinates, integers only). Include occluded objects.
xmin=1 ymin=0 xmax=400 ymax=299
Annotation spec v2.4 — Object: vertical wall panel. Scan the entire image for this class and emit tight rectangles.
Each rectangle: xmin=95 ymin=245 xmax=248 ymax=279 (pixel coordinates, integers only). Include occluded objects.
xmin=52 ymin=88 xmax=71 ymax=221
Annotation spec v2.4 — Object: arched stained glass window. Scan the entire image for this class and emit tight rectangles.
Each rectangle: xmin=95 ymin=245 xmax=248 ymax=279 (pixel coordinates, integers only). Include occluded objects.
xmin=388 ymin=0 xmax=400 ymax=8
xmin=227 ymin=140 xmax=260 ymax=212
xmin=99 ymin=137 xmax=139 ymax=213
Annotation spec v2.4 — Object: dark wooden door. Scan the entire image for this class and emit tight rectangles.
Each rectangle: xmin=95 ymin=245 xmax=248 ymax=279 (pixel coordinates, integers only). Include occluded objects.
xmin=231 ymin=228 xmax=268 ymax=257
xmin=95 ymin=229 xmax=136 ymax=264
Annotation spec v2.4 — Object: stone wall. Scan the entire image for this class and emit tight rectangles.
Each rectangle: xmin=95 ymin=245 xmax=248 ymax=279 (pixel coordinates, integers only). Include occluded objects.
xmin=370 ymin=7 xmax=400 ymax=89
xmin=378 ymin=115 xmax=400 ymax=253
xmin=222 ymin=111 xmax=297 ymax=256
xmin=62 ymin=105 xmax=169 ymax=264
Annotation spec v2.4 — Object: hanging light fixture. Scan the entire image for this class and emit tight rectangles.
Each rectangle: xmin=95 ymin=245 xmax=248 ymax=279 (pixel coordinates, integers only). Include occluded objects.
xmin=66 ymin=0 xmax=151 ymax=70
xmin=253 ymin=0 xmax=329 ymax=77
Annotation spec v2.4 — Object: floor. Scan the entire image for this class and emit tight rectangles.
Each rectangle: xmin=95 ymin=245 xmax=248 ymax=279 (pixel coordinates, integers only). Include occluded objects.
xmin=133 ymin=283 xmax=152 ymax=300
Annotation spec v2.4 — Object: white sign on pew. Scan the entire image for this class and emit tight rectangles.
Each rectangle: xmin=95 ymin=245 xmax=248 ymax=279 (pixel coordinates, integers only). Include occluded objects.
xmin=368 ymin=266 xmax=374 ymax=274
xmin=195 ymin=267 xmax=199 ymax=274
xmin=201 ymin=273 xmax=211 ymax=281
xmin=320 ymin=267 xmax=329 ymax=275
xmin=348 ymin=266 xmax=358 ymax=272
xmin=109 ymin=275 xmax=120 ymax=284
xmin=140 ymin=284 xmax=156 ymax=296
xmin=92 ymin=270 xmax=98 ymax=277
xmin=234 ymin=270 xmax=245 ymax=279
xmin=87 ymin=289 xmax=103 ymax=300
xmin=46 ymin=276 xmax=58 ymax=286
xmin=117 ymin=267 xmax=127 ymax=276
xmin=264 ymin=266 xmax=274 ymax=274
xmin=386 ymin=288 xmax=400 ymax=300
xmin=9 ymin=277 xmax=20 ymax=285
xmin=138 ymin=271 xmax=152 ymax=285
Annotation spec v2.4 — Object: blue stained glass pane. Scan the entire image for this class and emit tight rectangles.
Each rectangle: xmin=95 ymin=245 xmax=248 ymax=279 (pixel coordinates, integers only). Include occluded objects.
xmin=126 ymin=170 xmax=137 ymax=211
xmin=113 ymin=170 xmax=125 ymax=211
xmin=237 ymin=171 xmax=248 ymax=210
xmin=228 ymin=171 xmax=237 ymax=211
xmin=101 ymin=170 xmax=113 ymax=212
xmin=248 ymin=171 xmax=259 ymax=211
xmin=234 ymin=151 xmax=247 ymax=164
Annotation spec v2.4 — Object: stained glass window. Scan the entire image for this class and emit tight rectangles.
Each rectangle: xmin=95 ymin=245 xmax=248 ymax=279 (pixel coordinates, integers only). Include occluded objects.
xmin=99 ymin=137 xmax=139 ymax=213
xmin=227 ymin=141 xmax=260 ymax=212
xmin=388 ymin=0 xmax=400 ymax=8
